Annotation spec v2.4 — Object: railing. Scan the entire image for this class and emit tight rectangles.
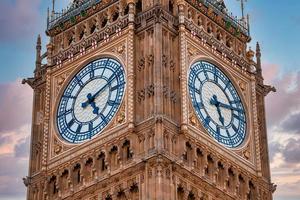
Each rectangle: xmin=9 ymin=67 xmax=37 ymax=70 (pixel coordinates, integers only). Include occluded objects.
xmin=203 ymin=0 xmax=249 ymax=36
xmin=47 ymin=0 xmax=102 ymax=30
xmin=47 ymin=0 xmax=249 ymax=37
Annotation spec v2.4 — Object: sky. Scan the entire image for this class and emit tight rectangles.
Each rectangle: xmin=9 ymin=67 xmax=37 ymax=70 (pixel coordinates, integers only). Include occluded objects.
xmin=0 ymin=0 xmax=299 ymax=199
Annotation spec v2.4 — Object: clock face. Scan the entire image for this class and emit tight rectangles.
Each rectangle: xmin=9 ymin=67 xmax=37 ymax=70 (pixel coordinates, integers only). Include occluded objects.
xmin=56 ymin=58 xmax=126 ymax=144
xmin=188 ymin=61 xmax=246 ymax=148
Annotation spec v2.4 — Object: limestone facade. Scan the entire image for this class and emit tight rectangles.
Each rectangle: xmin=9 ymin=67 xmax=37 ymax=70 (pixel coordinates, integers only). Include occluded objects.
xmin=23 ymin=0 xmax=275 ymax=199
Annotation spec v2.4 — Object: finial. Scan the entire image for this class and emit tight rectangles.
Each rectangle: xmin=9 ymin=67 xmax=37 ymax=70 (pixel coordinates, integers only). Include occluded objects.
xmin=237 ymin=0 xmax=247 ymax=20
xmin=247 ymin=14 xmax=250 ymax=36
xmin=52 ymin=0 xmax=55 ymax=15
xmin=256 ymin=42 xmax=261 ymax=57
xmin=37 ymin=34 xmax=41 ymax=46
xmin=35 ymin=35 xmax=42 ymax=78
xmin=256 ymin=42 xmax=262 ymax=76
xmin=47 ymin=7 xmax=50 ymax=28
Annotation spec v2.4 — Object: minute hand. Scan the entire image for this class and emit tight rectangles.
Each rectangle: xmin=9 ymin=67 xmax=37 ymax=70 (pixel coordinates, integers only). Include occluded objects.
xmin=91 ymin=73 xmax=118 ymax=99
xmin=218 ymin=102 xmax=243 ymax=112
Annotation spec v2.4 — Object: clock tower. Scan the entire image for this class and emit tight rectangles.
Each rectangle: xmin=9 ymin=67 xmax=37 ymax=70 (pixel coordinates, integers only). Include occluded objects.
xmin=23 ymin=0 xmax=276 ymax=199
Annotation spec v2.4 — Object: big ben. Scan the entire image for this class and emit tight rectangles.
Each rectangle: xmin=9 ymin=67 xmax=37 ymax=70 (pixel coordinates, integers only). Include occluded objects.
xmin=23 ymin=0 xmax=276 ymax=199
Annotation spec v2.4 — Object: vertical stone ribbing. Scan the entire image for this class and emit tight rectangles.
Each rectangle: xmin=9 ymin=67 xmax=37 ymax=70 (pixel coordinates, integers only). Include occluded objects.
xmin=178 ymin=1 xmax=188 ymax=131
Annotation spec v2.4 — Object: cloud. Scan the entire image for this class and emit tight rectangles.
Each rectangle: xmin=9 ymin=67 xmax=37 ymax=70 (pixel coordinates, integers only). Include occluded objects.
xmin=275 ymin=180 xmax=300 ymax=200
xmin=268 ymin=141 xmax=281 ymax=163
xmin=0 ymin=79 xmax=32 ymax=198
xmin=0 ymin=124 xmax=31 ymax=198
xmin=0 ymin=154 xmax=28 ymax=196
xmin=281 ymin=138 xmax=300 ymax=164
xmin=264 ymin=64 xmax=300 ymax=128
xmin=261 ymin=62 xmax=300 ymax=199
xmin=14 ymin=136 xmax=30 ymax=158
xmin=280 ymin=112 xmax=300 ymax=134
xmin=0 ymin=79 xmax=33 ymax=133
xmin=0 ymin=0 xmax=41 ymax=41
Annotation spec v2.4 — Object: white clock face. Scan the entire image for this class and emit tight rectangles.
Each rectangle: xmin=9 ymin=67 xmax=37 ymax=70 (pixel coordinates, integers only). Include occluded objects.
xmin=56 ymin=58 xmax=126 ymax=144
xmin=188 ymin=61 xmax=247 ymax=148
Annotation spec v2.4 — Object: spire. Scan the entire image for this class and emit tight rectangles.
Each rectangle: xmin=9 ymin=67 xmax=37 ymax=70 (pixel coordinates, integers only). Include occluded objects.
xmin=237 ymin=0 xmax=247 ymax=20
xmin=34 ymin=35 xmax=42 ymax=78
xmin=52 ymin=0 xmax=55 ymax=15
xmin=256 ymin=42 xmax=262 ymax=76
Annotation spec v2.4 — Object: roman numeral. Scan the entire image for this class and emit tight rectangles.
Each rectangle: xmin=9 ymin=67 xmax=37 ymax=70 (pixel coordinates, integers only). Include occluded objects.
xmin=110 ymin=82 xmax=125 ymax=92
xmin=75 ymin=76 xmax=84 ymax=87
xmin=107 ymin=100 xmax=120 ymax=106
xmin=204 ymin=116 xmax=211 ymax=126
xmin=58 ymin=109 xmax=72 ymax=118
xmin=232 ymin=124 xmax=238 ymax=133
xmin=67 ymin=119 xmax=75 ymax=128
xmin=224 ymin=80 xmax=230 ymax=90
xmin=214 ymin=72 xmax=218 ymax=83
xmin=203 ymin=70 xmax=209 ymax=79
xmin=72 ymin=135 xmax=78 ymax=143
xmin=62 ymin=95 xmax=76 ymax=99
xmin=193 ymin=101 xmax=204 ymax=109
xmin=233 ymin=113 xmax=245 ymax=123
xmin=76 ymin=124 xmax=82 ymax=133
xmin=100 ymin=113 xmax=108 ymax=124
xmin=189 ymin=85 xmax=201 ymax=95
xmin=216 ymin=127 xmax=220 ymax=140
xmin=90 ymin=68 xmax=94 ymax=78
xmin=88 ymin=122 xmax=93 ymax=132
xmin=226 ymin=130 xmax=234 ymax=146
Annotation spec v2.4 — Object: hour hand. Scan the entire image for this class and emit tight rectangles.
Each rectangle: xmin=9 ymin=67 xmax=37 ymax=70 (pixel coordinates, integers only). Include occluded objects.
xmin=210 ymin=95 xmax=219 ymax=106
xmin=216 ymin=106 xmax=225 ymax=125
xmin=81 ymin=93 xmax=94 ymax=108
xmin=90 ymin=102 xmax=99 ymax=115
xmin=210 ymin=95 xmax=225 ymax=125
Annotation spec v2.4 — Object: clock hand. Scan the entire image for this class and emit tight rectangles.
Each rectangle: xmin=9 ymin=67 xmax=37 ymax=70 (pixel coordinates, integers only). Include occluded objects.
xmin=81 ymin=93 xmax=94 ymax=108
xmin=90 ymin=101 xmax=99 ymax=115
xmin=210 ymin=95 xmax=219 ymax=106
xmin=210 ymin=95 xmax=225 ymax=125
xmin=218 ymin=102 xmax=243 ymax=113
xmin=216 ymin=106 xmax=225 ymax=125
xmin=81 ymin=73 xmax=117 ymax=109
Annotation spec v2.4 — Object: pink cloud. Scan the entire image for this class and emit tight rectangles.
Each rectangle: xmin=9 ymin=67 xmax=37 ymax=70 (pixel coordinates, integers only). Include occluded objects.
xmin=0 ymin=0 xmax=41 ymax=41
xmin=263 ymin=63 xmax=300 ymax=127
xmin=262 ymin=63 xmax=280 ymax=84
xmin=0 ymin=79 xmax=32 ymax=198
xmin=0 ymin=79 xmax=33 ymax=132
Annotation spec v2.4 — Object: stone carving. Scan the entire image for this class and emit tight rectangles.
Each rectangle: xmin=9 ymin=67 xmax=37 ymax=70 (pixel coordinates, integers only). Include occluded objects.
xmin=116 ymin=103 xmax=126 ymax=124
xmin=137 ymin=56 xmax=145 ymax=71
xmin=263 ymin=85 xmax=276 ymax=96
xmin=146 ymin=84 xmax=155 ymax=97
xmin=162 ymin=85 xmax=177 ymax=103
xmin=170 ymin=59 xmax=175 ymax=71
xmin=55 ymin=73 xmax=70 ymax=97
xmin=54 ymin=138 xmax=63 ymax=155
xmin=162 ymin=54 xmax=168 ymax=68
xmin=137 ymin=89 xmax=145 ymax=102
xmin=243 ymin=147 xmax=250 ymax=160
xmin=147 ymin=54 xmax=154 ymax=67
xmin=108 ymin=42 xmax=126 ymax=61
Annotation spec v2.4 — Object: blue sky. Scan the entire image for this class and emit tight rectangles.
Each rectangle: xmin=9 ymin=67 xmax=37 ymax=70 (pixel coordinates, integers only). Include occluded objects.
xmin=0 ymin=0 xmax=299 ymax=200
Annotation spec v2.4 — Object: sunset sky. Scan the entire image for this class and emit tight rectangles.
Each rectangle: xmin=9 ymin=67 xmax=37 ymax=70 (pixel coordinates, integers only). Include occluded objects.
xmin=0 ymin=0 xmax=299 ymax=200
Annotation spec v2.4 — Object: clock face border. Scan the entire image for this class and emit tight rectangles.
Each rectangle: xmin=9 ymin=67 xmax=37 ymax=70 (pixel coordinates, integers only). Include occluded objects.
xmin=187 ymin=59 xmax=248 ymax=149
xmin=54 ymin=55 xmax=127 ymax=145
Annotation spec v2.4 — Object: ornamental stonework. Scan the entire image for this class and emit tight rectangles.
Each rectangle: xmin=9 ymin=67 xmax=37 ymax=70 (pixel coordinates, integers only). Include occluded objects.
xmin=23 ymin=1 xmax=275 ymax=200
